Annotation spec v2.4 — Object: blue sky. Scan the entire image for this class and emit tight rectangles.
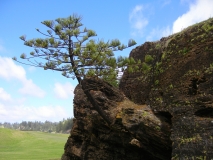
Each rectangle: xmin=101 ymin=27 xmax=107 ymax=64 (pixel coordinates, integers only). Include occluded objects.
xmin=0 ymin=0 xmax=213 ymax=123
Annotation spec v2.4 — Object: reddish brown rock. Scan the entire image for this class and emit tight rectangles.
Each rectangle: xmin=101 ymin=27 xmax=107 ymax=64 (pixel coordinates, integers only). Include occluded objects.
xmin=62 ymin=18 xmax=213 ymax=160
xmin=120 ymin=18 xmax=213 ymax=159
xmin=62 ymin=78 xmax=172 ymax=160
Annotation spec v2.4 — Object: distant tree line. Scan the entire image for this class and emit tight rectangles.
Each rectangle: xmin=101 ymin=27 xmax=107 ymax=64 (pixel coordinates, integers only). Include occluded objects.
xmin=0 ymin=118 xmax=74 ymax=134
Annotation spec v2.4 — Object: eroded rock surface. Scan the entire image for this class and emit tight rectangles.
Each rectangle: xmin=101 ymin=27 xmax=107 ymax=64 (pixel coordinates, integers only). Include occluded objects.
xmin=62 ymin=78 xmax=171 ymax=160
xmin=120 ymin=18 xmax=213 ymax=159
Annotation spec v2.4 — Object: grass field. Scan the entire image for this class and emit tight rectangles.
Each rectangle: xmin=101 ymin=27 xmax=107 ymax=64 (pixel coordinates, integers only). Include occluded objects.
xmin=0 ymin=128 xmax=69 ymax=160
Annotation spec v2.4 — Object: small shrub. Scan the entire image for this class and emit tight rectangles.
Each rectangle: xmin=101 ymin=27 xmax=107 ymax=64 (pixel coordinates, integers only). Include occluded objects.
xmin=161 ymin=52 xmax=166 ymax=60
xmin=182 ymin=47 xmax=189 ymax=55
xmin=145 ymin=55 xmax=154 ymax=63
xmin=155 ymin=43 xmax=161 ymax=49
xmin=142 ymin=62 xmax=151 ymax=73
xmin=155 ymin=80 xmax=159 ymax=85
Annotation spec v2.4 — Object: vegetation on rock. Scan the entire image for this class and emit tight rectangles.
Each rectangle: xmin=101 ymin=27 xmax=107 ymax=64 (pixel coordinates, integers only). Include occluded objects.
xmin=120 ymin=17 xmax=213 ymax=159
xmin=13 ymin=14 xmax=137 ymax=125
xmin=14 ymin=14 xmax=136 ymax=87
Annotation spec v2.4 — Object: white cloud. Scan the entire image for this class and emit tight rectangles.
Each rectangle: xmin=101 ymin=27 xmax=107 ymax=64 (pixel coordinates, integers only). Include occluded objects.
xmin=0 ymin=103 xmax=7 ymax=116
xmin=28 ymin=66 xmax=36 ymax=72
xmin=54 ymin=82 xmax=74 ymax=99
xmin=0 ymin=88 xmax=12 ymax=101
xmin=0 ymin=103 xmax=69 ymax=123
xmin=161 ymin=0 xmax=171 ymax=7
xmin=0 ymin=85 xmax=70 ymax=123
xmin=0 ymin=57 xmax=26 ymax=81
xmin=180 ymin=0 xmax=194 ymax=5
xmin=146 ymin=26 xmax=172 ymax=41
xmin=18 ymin=79 xmax=45 ymax=98
xmin=0 ymin=40 xmax=7 ymax=53
xmin=146 ymin=0 xmax=213 ymax=41
xmin=0 ymin=44 xmax=5 ymax=52
xmin=129 ymin=5 xmax=149 ymax=36
xmin=0 ymin=56 xmax=45 ymax=98
xmin=173 ymin=0 xmax=213 ymax=33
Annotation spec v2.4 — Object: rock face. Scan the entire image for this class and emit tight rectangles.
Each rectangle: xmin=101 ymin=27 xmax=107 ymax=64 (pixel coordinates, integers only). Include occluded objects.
xmin=62 ymin=18 xmax=213 ymax=160
xmin=62 ymin=78 xmax=172 ymax=160
xmin=120 ymin=18 xmax=213 ymax=159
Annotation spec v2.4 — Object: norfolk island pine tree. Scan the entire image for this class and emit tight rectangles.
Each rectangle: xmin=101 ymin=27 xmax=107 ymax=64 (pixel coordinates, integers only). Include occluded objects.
xmin=13 ymin=14 xmax=138 ymax=124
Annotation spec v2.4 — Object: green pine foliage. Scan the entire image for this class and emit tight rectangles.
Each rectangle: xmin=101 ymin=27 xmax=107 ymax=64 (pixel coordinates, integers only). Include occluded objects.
xmin=13 ymin=14 xmax=137 ymax=86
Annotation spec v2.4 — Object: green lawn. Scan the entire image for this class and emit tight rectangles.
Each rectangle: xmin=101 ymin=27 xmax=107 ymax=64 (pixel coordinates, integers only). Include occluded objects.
xmin=0 ymin=128 xmax=69 ymax=160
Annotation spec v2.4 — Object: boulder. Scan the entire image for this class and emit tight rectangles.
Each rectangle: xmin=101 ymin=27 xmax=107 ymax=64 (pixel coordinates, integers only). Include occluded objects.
xmin=62 ymin=78 xmax=171 ymax=160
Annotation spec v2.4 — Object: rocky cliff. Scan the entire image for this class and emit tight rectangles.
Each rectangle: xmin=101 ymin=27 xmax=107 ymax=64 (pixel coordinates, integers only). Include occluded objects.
xmin=62 ymin=18 xmax=213 ymax=159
